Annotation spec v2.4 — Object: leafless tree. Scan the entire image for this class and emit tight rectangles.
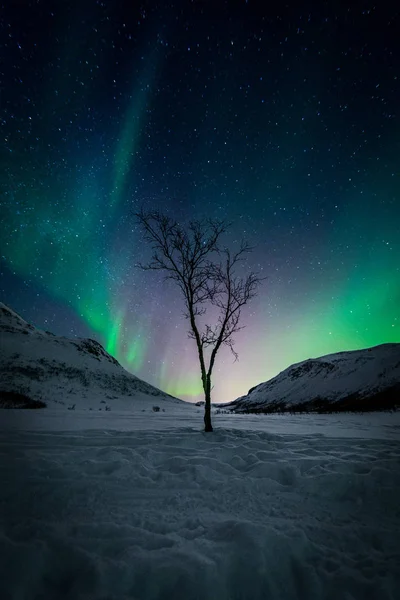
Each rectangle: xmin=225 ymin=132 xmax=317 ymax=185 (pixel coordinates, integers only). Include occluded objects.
xmin=136 ymin=209 xmax=264 ymax=432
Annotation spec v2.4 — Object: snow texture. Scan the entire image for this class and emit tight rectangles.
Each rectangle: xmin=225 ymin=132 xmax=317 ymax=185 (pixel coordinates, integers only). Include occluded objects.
xmin=1 ymin=409 xmax=399 ymax=600
xmin=228 ymin=343 xmax=400 ymax=413
xmin=0 ymin=302 xmax=186 ymax=410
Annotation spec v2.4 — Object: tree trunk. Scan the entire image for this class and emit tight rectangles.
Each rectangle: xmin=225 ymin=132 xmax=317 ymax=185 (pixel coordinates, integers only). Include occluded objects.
xmin=203 ymin=379 xmax=213 ymax=432
xmin=204 ymin=393 xmax=213 ymax=432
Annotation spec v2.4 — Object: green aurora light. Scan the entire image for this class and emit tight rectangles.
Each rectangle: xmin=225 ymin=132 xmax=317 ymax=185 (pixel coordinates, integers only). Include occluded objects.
xmin=1 ymin=1 xmax=399 ymax=402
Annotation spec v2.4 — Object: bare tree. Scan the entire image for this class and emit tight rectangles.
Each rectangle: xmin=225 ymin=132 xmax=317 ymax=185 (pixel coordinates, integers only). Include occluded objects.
xmin=136 ymin=209 xmax=264 ymax=432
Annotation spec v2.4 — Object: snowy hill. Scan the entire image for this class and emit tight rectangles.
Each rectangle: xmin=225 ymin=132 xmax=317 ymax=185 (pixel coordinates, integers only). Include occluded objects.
xmin=0 ymin=303 xmax=185 ymax=410
xmin=227 ymin=344 xmax=400 ymax=413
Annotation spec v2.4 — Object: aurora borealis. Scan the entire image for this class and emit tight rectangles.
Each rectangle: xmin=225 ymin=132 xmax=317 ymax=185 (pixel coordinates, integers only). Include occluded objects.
xmin=1 ymin=1 xmax=399 ymax=403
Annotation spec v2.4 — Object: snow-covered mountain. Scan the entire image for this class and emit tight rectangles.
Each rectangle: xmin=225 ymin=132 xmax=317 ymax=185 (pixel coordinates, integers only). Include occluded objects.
xmin=227 ymin=344 xmax=400 ymax=413
xmin=0 ymin=303 xmax=185 ymax=410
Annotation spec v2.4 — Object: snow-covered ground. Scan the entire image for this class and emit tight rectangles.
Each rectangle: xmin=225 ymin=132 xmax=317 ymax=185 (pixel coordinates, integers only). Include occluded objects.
xmin=1 ymin=409 xmax=399 ymax=600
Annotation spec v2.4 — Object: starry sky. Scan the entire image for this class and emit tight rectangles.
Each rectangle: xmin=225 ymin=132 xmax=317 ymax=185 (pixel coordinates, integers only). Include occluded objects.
xmin=1 ymin=0 xmax=399 ymax=403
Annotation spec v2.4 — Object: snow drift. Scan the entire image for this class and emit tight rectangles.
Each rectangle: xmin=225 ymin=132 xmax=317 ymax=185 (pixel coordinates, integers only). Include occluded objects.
xmin=227 ymin=344 xmax=400 ymax=413
xmin=0 ymin=303 xmax=186 ymax=410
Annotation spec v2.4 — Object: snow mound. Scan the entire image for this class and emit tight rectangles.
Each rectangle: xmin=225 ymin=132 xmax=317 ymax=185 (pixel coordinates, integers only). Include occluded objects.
xmin=0 ymin=302 xmax=187 ymax=411
xmin=228 ymin=344 xmax=400 ymax=413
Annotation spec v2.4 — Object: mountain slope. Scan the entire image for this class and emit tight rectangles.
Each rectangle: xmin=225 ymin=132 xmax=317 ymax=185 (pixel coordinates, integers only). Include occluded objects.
xmin=227 ymin=344 xmax=400 ymax=413
xmin=0 ymin=303 xmax=185 ymax=410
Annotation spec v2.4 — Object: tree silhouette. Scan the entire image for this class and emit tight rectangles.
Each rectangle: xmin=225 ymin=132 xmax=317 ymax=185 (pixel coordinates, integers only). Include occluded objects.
xmin=136 ymin=209 xmax=264 ymax=432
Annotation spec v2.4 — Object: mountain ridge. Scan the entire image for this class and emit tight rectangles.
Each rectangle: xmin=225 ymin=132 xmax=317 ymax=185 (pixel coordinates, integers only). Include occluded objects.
xmin=225 ymin=343 xmax=400 ymax=413
xmin=0 ymin=302 xmax=185 ymax=410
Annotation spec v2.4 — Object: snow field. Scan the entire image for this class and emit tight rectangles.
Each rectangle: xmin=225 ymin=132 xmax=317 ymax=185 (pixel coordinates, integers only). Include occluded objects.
xmin=0 ymin=412 xmax=399 ymax=600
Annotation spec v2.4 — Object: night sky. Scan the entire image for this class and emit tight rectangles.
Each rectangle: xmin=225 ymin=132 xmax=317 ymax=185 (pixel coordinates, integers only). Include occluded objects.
xmin=1 ymin=1 xmax=399 ymax=403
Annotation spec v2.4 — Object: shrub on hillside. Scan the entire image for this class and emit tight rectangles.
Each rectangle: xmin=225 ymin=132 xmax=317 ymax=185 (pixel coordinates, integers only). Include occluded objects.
xmin=0 ymin=391 xmax=46 ymax=409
